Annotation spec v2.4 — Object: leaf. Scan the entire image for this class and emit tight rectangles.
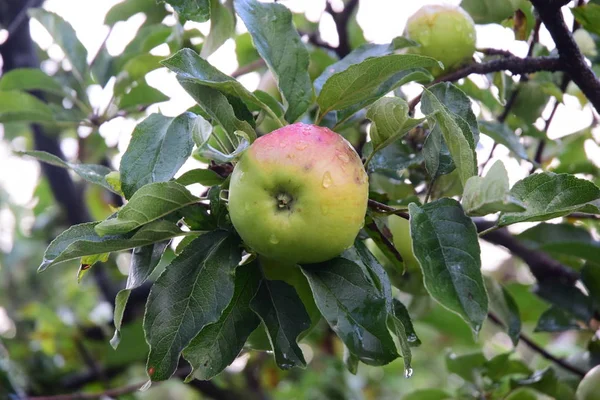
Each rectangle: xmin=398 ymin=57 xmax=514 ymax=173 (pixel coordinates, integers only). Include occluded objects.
xmin=159 ymin=0 xmax=210 ymax=22
xmin=144 ymin=231 xmax=241 ymax=381
xmin=179 ymin=79 xmax=255 ymax=142
xmin=200 ymin=0 xmax=235 ymax=58
xmin=120 ymin=113 xmax=196 ymax=198
xmin=317 ymin=54 xmax=439 ymax=116
xmin=498 ymin=173 xmax=600 ymax=226
xmin=421 ymin=89 xmax=477 ymax=186
xmin=427 ymin=82 xmax=480 ymax=140
xmin=462 ymin=161 xmax=526 ymax=216
xmin=484 ymin=276 xmax=521 ymax=346
xmin=0 ymin=91 xmax=54 ymax=123
xmin=0 ymin=69 xmax=65 ymax=96
xmin=39 ymin=220 xmax=186 ymax=271
xmin=234 ymin=0 xmax=313 ymax=122
xmin=479 ymin=121 xmax=528 ymax=160
xmin=388 ymin=299 xmax=413 ymax=372
xmin=534 ymin=279 xmax=593 ymax=323
xmin=29 ymin=9 xmax=88 ymax=83
xmin=162 ymin=48 xmax=275 ymax=130
xmin=184 ymin=261 xmax=261 ymax=380
xmin=177 ymin=169 xmax=224 ymax=186
xmin=572 ymin=4 xmax=600 ymax=36
xmin=390 ymin=299 xmax=420 ymax=347
xmin=365 ymin=140 xmax=424 ymax=180
xmin=18 ymin=151 xmax=117 ymax=194
xmin=365 ymin=97 xmax=423 ymax=164
xmin=582 ymin=263 xmax=600 ymax=308
xmin=118 ymin=83 xmax=169 ymax=110
xmin=250 ymin=279 xmax=311 ymax=369
xmin=314 ymin=37 xmax=418 ymax=95
xmin=404 ymin=390 xmax=452 ymax=400
xmin=105 ymin=0 xmax=167 ymax=26
xmin=534 ymin=306 xmax=581 ymax=332
xmin=95 ymin=182 xmax=198 ymax=236
xmin=517 ymin=223 xmax=600 ymax=265
xmin=301 ymin=258 xmax=399 ymax=366
xmin=409 ymin=199 xmax=488 ymax=335
xmin=446 ymin=351 xmax=487 ymax=383
xmin=111 ymin=240 xmax=170 ymax=348
xmin=461 ymin=0 xmax=516 ymax=24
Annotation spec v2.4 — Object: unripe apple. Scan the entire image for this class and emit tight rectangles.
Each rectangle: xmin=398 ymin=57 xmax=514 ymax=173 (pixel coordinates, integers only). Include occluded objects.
xmin=577 ymin=365 xmax=600 ymax=400
xmin=228 ymin=123 xmax=368 ymax=264
xmin=405 ymin=5 xmax=476 ymax=75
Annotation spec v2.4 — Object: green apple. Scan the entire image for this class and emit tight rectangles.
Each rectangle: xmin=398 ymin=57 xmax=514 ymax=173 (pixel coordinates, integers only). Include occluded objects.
xmin=406 ymin=5 xmax=476 ymax=75
xmin=229 ymin=123 xmax=369 ymax=264
xmin=511 ymin=81 xmax=550 ymax=124
xmin=577 ymin=365 xmax=600 ymax=400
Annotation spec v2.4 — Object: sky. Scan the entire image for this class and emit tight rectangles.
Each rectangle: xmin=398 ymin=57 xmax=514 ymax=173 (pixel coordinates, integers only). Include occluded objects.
xmin=0 ymin=0 xmax=598 ymax=263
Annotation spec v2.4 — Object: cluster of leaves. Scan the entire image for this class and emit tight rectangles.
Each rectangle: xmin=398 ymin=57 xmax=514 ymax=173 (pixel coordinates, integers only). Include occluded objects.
xmin=2 ymin=0 xmax=600 ymax=398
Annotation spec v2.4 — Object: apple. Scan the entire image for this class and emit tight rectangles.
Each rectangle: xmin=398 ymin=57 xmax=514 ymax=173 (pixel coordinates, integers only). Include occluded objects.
xmin=511 ymin=81 xmax=550 ymax=124
xmin=228 ymin=123 xmax=368 ymax=264
xmin=405 ymin=5 xmax=476 ymax=75
xmin=577 ymin=365 xmax=600 ymax=400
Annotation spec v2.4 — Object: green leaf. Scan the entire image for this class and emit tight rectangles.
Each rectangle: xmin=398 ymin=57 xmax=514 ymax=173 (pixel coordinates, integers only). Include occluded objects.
xmin=446 ymin=351 xmax=487 ymax=383
xmin=582 ymin=263 xmax=600 ymax=308
xmin=105 ymin=0 xmax=167 ymax=26
xmin=365 ymin=97 xmax=423 ymax=165
xmin=404 ymin=389 xmax=452 ymax=400
xmin=179 ymin=79 xmax=255 ymax=144
xmin=409 ymin=199 xmax=487 ymax=335
xmin=517 ymin=223 xmax=600 ymax=265
xmin=484 ymin=352 xmax=531 ymax=381
xmin=365 ymin=140 xmax=423 ymax=180
xmin=18 ymin=150 xmax=117 ymax=194
xmin=159 ymin=0 xmax=210 ymax=22
xmin=421 ymin=89 xmax=477 ymax=186
xmin=572 ymin=4 xmax=600 ymax=36
xmin=535 ymin=279 xmax=593 ymax=323
xmin=111 ymin=241 xmax=170 ymax=348
xmin=39 ymin=220 xmax=186 ymax=271
xmin=485 ymin=276 xmax=521 ymax=346
xmin=177 ymin=169 xmax=224 ymax=186
xmin=145 ymin=231 xmax=241 ymax=381
xmin=509 ymin=368 xmax=561 ymax=398
xmin=390 ymin=299 xmax=420 ymax=347
xmin=0 ymin=91 xmax=54 ymax=123
xmin=184 ymin=261 xmax=261 ymax=380
xmin=120 ymin=113 xmax=196 ymax=198
xmin=461 ymin=0 xmax=516 ymax=24
xmin=317 ymin=54 xmax=439 ymax=116
xmin=201 ymin=0 xmax=235 ymax=58
xmin=479 ymin=121 xmax=528 ymax=160
xmin=301 ymin=258 xmax=399 ymax=366
xmin=343 ymin=346 xmax=359 ymax=375
xmin=162 ymin=48 xmax=276 ymax=131
xmin=235 ymin=32 xmax=260 ymax=67
xmin=29 ymin=9 xmax=88 ymax=83
xmin=0 ymin=69 xmax=66 ymax=96
xmin=115 ymin=54 xmax=165 ymax=95
xmin=534 ymin=306 xmax=581 ymax=332
xmin=95 ymin=182 xmax=198 ymax=236
xmin=118 ymin=83 xmax=169 ymax=110
xmin=462 ymin=161 xmax=526 ymax=216
xmin=498 ymin=173 xmax=600 ymax=226
xmin=388 ymin=299 xmax=413 ymax=372
xmin=234 ymin=0 xmax=313 ymax=122
xmin=250 ymin=278 xmax=311 ymax=369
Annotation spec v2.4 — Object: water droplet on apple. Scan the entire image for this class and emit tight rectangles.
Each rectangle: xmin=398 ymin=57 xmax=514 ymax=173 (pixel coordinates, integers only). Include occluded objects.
xmin=405 ymin=368 xmax=414 ymax=378
xmin=269 ymin=234 xmax=279 ymax=244
xmin=279 ymin=141 xmax=286 ymax=148
xmin=337 ymin=152 xmax=350 ymax=163
xmin=302 ymin=125 xmax=311 ymax=136
xmin=322 ymin=171 xmax=333 ymax=188
xmin=287 ymin=153 xmax=295 ymax=159
xmin=244 ymin=203 xmax=251 ymax=212
xmin=295 ymin=140 xmax=308 ymax=150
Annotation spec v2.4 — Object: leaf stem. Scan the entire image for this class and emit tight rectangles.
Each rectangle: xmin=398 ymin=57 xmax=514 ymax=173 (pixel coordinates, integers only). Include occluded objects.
xmin=478 ymin=224 xmax=501 ymax=238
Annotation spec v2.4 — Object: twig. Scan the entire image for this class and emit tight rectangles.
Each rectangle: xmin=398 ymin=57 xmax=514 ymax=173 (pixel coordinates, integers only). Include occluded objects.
xmin=366 ymin=221 xmax=404 ymax=263
xmin=531 ymin=0 xmax=600 ymax=113
xmin=231 ymin=58 xmax=266 ymax=78
xmin=27 ymin=382 xmax=146 ymax=400
xmin=474 ymin=220 xmax=579 ymax=284
xmin=477 ymin=48 xmax=515 ymax=58
xmin=325 ymin=0 xmax=359 ymax=58
xmin=567 ymin=212 xmax=600 ymax=220
xmin=1 ymin=0 xmax=40 ymax=38
xmin=487 ymin=312 xmax=586 ymax=378
xmin=408 ymin=56 xmax=562 ymax=112
xmin=367 ymin=199 xmax=410 ymax=220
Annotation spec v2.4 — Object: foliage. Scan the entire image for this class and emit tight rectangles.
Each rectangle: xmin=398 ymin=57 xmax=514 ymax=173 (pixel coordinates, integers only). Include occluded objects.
xmin=1 ymin=0 xmax=600 ymax=398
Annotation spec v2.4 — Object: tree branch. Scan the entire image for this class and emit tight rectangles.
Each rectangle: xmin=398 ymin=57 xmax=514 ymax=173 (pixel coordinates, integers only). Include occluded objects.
xmin=325 ymin=0 xmax=359 ymax=58
xmin=474 ymin=220 xmax=579 ymax=285
xmin=409 ymin=56 xmax=562 ymax=111
xmin=531 ymin=0 xmax=600 ymax=112
xmin=487 ymin=312 xmax=586 ymax=378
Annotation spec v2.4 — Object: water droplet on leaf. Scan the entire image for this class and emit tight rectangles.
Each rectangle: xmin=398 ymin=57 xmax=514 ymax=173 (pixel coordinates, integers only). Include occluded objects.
xmin=405 ymin=368 xmax=414 ymax=378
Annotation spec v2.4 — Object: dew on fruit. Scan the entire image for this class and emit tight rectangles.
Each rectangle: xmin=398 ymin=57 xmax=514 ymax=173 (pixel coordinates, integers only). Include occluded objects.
xmin=322 ymin=171 xmax=333 ymax=188
xmin=295 ymin=140 xmax=308 ymax=150
xmin=405 ymin=368 xmax=414 ymax=378
xmin=302 ymin=125 xmax=311 ymax=135
xmin=244 ymin=203 xmax=251 ymax=212
xmin=279 ymin=141 xmax=286 ymax=148
xmin=337 ymin=152 xmax=350 ymax=163
xmin=269 ymin=234 xmax=280 ymax=244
